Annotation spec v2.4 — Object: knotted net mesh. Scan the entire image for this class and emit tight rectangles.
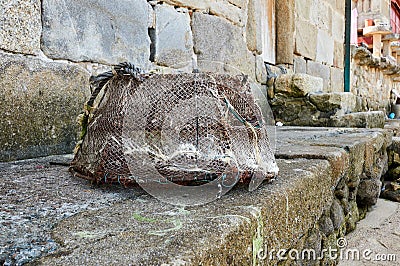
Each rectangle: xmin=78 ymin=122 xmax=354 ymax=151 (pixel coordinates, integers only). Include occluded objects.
xmin=71 ymin=67 xmax=278 ymax=190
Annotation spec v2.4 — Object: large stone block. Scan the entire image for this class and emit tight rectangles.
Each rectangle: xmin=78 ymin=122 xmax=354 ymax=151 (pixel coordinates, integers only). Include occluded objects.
xmin=309 ymin=92 xmax=356 ymax=114
xmin=0 ymin=53 xmax=90 ymax=161
xmin=153 ymin=5 xmax=193 ymax=68
xmin=276 ymin=0 xmax=295 ymax=64
xmin=334 ymin=41 xmax=344 ymax=68
xmin=0 ymin=0 xmax=41 ymax=54
xmin=295 ymin=0 xmax=311 ymax=20
xmin=316 ymin=30 xmax=334 ymax=65
xmin=256 ymin=55 xmax=267 ymax=84
xmin=192 ymin=12 xmax=255 ymax=78
xmin=330 ymin=67 xmax=344 ymax=92
xmin=270 ymin=96 xmax=323 ymax=125
xmin=294 ymin=55 xmax=307 ymax=73
xmin=310 ymin=0 xmax=332 ymax=33
xmin=246 ymin=0 xmax=263 ymax=54
xmin=336 ymin=0 xmax=345 ymax=14
xmin=275 ymin=73 xmax=323 ymax=97
xmin=329 ymin=111 xmax=386 ymax=129
xmin=332 ymin=11 xmax=345 ymax=43
xmin=163 ymin=0 xmax=246 ymax=26
xmin=357 ymin=178 xmax=382 ymax=206
xmin=163 ymin=0 xmax=208 ymax=10
xmin=41 ymin=0 xmax=152 ymax=67
xmin=208 ymin=1 xmax=246 ymax=26
xmin=307 ymin=61 xmax=331 ymax=90
xmin=227 ymin=0 xmax=248 ymax=9
xmin=330 ymin=199 xmax=344 ymax=230
xmin=295 ymin=18 xmax=318 ymax=60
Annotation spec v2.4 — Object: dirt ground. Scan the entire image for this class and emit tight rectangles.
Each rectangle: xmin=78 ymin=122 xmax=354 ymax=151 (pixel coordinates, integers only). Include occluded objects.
xmin=338 ymin=199 xmax=400 ymax=265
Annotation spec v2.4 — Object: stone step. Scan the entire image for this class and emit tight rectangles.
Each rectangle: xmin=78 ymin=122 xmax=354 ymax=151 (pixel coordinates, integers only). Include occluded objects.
xmin=309 ymin=92 xmax=356 ymax=116
xmin=269 ymin=74 xmax=367 ymax=127
xmin=274 ymin=73 xmax=323 ymax=97
xmin=329 ymin=111 xmax=386 ymax=129
xmin=27 ymin=127 xmax=391 ymax=265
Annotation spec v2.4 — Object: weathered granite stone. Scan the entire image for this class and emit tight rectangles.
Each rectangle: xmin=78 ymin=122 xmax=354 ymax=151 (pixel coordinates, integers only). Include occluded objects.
xmin=153 ymin=5 xmax=193 ymax=68
xmin=330 ymin=199 xmax=344 ymax=230
xmin=227 ymin=0 xmax=247 ymax=9
xmin=270 ymin=97 xmax=325 ymax=126
xmin=340 ymin=198 xmax=351 ymax=215
xmin=357 ymin=178 xmax=382 ymax=206
xmin=163 ymin=0 xmax=245 ymax=26
xmin=331 ymin=10 xmax=345 ymax=42
xmin=295 ymin=18 xmax=318 ymax=60
xmin=295 ymin=0 xmax=311 ymax=20
xmin=294 ymin=55 xmax=307 ymax=73
xmin=336 ymin=0 xmax=345 ymax=14
xmin=246 ymin=0 xmax=263 ymax=54
xmin=381 ymin=182 xmax=400 ymax=202
xmin=192 ymin=12 xmax=255 ymax=79
xmin=310 ymin=1 xmax=332 ymax=33
xmin=163 ymin=0 xmax=208 ymax=10
xmin=335 ymin=178 xmax=349 ymax=200
xmin=318 ymin=214 xmax=334 ymax=236
xmin=364 ymin=142 xmax=388 ymax=180
xmin=329 ymin=111 xmax=386 ymax=128
xmin=0 ymin=0 xmax=41 ymax=54
xmin=276 ymin=0 xmax=295 ymax=64
xmin=330 ymin=67 xmax=344 ymax=92
xmin=309 ymin=92 xmax=356 ymax=115
xmin=390 ymin=136 xmax=400 ymax=154
xmin=321 ymin=233 xmax=339 ymax=265
xmin=316 ymin=29 xmax=334 ymax=65
xmin=299 ymin=228 xmax=322 ymax=266
xmin=256 ymin=56 xmax=267 ymax=84
xmin=31 ymin=159 xmax=334 ymax=265
xmin=0 ymin=52 xmax=90 ymax=161
xmin=348 ymin=144 xmax=366 ymax=184
xmin=334 ymin=41 xmax=345 ymax=68
xmin=208 ymin=0 xmax=246 ymax=26
xmin=345 ymin=201 xmax=359 ymax=233
xmin=307 ymin=60 xmax=331 ymax=90
xmin=42 ymin=0 xmax=152 ymax=67
xmin=388 ymin=165 xmax=400 ymax=179
xmin=348 ymin=187 xmax=359 ymax=202
xmin=275 ymin=73 xmax=323 ymax=97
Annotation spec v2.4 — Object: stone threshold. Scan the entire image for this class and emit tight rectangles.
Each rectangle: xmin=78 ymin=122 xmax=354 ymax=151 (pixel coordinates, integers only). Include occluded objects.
xmin=0 ymin=127 xmax=392 ymax=265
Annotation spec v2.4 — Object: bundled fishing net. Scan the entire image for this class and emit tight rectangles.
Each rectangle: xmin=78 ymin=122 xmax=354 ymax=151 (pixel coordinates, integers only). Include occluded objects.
xmin=70 ymin=63 xmax=278 ymax=190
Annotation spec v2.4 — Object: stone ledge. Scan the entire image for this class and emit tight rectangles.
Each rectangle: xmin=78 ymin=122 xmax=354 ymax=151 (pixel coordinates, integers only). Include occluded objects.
xmin=35 ymin=159 xmax=333 ymax=265
xmin=329 ymin=111 xmax=386 ymax=129
xmin=309 ymin=92 xmax=356 ymax=115
xmin=1 ymin=127 xmax=392 ymax=265
xmin=274 ymin=73 xmax=323 ymax=97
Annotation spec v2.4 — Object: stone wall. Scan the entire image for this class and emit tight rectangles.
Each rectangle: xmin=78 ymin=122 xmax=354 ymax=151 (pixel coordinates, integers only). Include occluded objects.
xmin=0 ymin=0 xmax=92 ymax=161
xmin=351 ymin=46 xmax=400 ymax=112
xmin=292 ymin=0 xmax=345 ymax=92
xmin=0 ymin=0 xmax=271 ymax=161
xmin=2 ymin=0 xmax=398 ymax=160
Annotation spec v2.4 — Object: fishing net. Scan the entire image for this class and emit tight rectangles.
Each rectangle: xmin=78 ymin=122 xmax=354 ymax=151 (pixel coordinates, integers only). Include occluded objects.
xmin=70 ymin=63 xmax=278 ymax=190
